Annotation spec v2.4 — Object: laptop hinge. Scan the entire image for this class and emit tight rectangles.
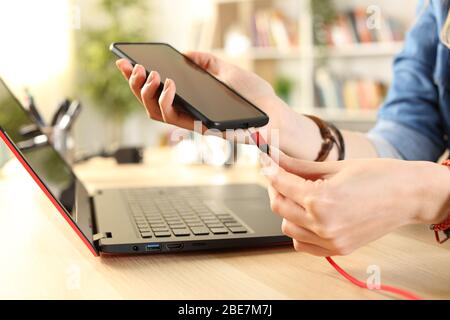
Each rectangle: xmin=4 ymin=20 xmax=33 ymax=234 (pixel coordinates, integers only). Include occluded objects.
xmin=93 ymin=232 xmax=112 ymax=241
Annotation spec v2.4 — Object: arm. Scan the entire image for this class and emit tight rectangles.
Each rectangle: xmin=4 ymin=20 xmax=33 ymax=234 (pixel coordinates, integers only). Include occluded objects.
xmin=263 ymin=151 xmax=450 ymax=256
xmin=277 ymin=0 xmax=448 ymax=161
xmin=278 ymin=115 xmax=378 ymax=160
xmin=117 ymin=56 xmax=378 ymax=160
xmin=366 ymin=0 xmax=446 ymax=161
xmin=116 ymin=0 xmax=444 ymax=162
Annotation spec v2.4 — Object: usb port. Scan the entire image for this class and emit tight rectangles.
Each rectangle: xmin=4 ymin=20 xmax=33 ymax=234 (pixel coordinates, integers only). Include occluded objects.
xmin=166 ymin=243 xmax=184 ymax=251
xmin=145 ymin=243 xmax=161 ymax=252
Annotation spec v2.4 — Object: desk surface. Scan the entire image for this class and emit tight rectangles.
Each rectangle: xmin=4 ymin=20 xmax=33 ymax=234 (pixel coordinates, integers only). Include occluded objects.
xmin=0 ymin=147 xmax=449 ymax=299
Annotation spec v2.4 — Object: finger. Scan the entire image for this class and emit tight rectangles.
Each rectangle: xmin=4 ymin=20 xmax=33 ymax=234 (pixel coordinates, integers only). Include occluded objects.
xmin=184 ymin=51 xmax=221 ymax=75
xmin=129 ymin=64 xmax=147 ymax=103
xmin=272 ymin=146 xmax=339 ymax=180
xmin=266 ymin=165 xmax=316 ymax=205
xmin=268 ymin=185 xmax=314 ymax=228
xmin=116 ymin=59 xmax=133 ymax=79
xmin=141 ymin=71 xmax=163 ymax=121
xmin=158 ymin=79 xmax=195 ymax=129
xmin=282 ymin=219 xmax=328 ymax=248
xmin=292 ymin=239 xmax=334 ymax=257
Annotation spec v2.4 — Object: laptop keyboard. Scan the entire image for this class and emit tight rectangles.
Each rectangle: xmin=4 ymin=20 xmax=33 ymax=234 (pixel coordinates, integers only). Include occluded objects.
xmin=124 ymin=188 xmax=248 ymax=239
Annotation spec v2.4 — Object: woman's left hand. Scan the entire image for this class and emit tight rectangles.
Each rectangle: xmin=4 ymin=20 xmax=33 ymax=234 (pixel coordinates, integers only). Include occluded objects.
xmin=263 ymin=152 xmax=450 ymax=256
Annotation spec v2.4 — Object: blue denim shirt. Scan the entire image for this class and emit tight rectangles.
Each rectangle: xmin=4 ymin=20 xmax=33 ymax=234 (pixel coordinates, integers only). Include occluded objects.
xmin=368 ymin=0 xmax=450 ymax=161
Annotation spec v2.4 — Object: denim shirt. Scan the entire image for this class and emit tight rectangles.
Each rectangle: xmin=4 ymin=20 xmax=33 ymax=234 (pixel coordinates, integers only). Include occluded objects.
xmin=367 ymin=0 xmax=450 ymax=161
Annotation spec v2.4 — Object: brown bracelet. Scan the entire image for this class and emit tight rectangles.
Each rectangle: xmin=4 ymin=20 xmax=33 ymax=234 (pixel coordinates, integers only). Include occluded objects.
xmin=304 ymin=114 xmax=345 ymax=161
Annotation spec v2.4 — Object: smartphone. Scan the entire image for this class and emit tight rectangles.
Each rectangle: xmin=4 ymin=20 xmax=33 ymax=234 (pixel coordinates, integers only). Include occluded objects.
xmin=110 ymin=42 xmax=269 ymax=131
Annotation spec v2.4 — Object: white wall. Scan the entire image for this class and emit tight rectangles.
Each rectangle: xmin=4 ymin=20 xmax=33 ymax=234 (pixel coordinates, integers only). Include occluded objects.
xmin=0 ymin=0 xmax=76 ymax=120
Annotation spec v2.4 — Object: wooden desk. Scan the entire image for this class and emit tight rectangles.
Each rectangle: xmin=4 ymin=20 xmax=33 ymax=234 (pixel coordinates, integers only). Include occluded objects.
xmin=0 ymin=147 xmax=449 ymax=299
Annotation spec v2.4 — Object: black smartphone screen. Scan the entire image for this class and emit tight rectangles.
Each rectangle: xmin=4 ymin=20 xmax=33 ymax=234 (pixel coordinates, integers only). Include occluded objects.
xmin=111 ymin=43 xmax=268 ymax=129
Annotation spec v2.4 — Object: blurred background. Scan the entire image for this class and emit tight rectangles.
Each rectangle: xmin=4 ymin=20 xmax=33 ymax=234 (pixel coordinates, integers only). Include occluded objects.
xmin=0 ymin=0 xmax=417 ymax=167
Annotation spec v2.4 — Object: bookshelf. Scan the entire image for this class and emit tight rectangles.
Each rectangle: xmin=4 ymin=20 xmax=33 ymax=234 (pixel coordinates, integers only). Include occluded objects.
xmin=193 ymin=0 xmax=416 ymax=131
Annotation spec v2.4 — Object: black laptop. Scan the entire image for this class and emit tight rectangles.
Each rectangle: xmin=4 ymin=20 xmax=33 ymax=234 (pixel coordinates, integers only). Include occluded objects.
xmin=0 ymin=78 xmax=289 ymax=255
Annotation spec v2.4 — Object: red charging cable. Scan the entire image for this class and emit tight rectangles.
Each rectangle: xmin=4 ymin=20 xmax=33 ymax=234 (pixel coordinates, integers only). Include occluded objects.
xmin=326 ymin=257 xmax=422 ymax=300
xmin=250 ymin=131 xmax=422 ymax=300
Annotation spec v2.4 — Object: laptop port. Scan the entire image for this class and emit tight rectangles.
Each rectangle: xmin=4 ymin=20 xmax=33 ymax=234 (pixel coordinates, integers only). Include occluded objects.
xmin=145 ymin=243 xmax=161 ymax=252
xmin=132 ymin=245 xmax=139 ymax=251
xmin=166 ymin=243 xmax=184 ymax=251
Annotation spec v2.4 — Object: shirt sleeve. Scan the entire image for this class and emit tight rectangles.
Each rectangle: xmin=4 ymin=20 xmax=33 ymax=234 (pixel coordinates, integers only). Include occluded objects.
xmin=367 ymin=120 xmax=443 ymax=160
xmin=367 ymin=0 xmax=447 ymax=161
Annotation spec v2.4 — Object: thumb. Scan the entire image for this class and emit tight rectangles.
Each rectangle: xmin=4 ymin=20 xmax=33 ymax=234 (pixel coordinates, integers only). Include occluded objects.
xmin=271 ymin=147 xmax=339 ymax=180
xmin=116 ymin=59 xmax=133 ymax=79
xmin=184 ymin=51 xmax=221 ymax=75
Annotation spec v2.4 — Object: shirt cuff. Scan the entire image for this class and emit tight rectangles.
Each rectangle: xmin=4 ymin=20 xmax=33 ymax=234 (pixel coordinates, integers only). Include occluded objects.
xmin=366 ymin=132 xmax=403 ymax=159
xmin=367 ymin=119 xmax=443 ymax=161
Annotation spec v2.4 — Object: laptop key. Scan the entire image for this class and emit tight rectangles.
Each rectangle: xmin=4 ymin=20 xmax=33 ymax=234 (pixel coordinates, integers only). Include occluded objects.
xmin=152 ymin=227 xmax=169 ymax=232
xmin=154 ymin=231 xmax=171 ymax=237
xmin=179 ymin=212 xmax=196 ymax=217
xmin=141 ymin=232 xmax=152 ymax=238
xmin=163 ymin=214 xmax=178 ymax=219
xmin=224 ymin=222 xmax=242 ymax=227
xmin=150 ymin=223 xmax=167 ymax=227
xmin=206 ymin=223 xmax=224 ymax=228
xmin=203 ymin=219 xmax=220 ymax=224
xmin=216 ymin=214 xmax=232 ymax=219
xmin=187 ymin=222 xmax=204 ymax=227
xmin=229 ymin=226 xmax=247 ymax=234
xmin=165 ymin=218 xmax=183 ymax=223
xmin=210 ymin=227 xmax=228 ymax=235
xmin=145 ymin=216 xmax=162 ymax=221
xmin=198 ymin=213 xmax=214 ymax=217
xmin=168 ymin=223 xmax=185 ymax=228
xmin=184 ymin=218 xmax=201 ymax=224
xmin=172 ymin=228 xmax=190 ymax=236
xmin=190 ymin=227 xmax=210 ymax=235
xmin=137 ymin=222 xmax=149 ymax=227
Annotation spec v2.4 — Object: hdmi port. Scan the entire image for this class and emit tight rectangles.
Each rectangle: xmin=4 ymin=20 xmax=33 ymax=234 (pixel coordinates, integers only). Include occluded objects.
xmin=166 ymin=243 xmax=184 ymax=250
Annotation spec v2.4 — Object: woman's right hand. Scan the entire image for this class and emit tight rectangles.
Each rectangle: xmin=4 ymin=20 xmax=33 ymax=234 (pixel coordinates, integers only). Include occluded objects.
xmin=116 ymin=51 xmax=295 ymax=147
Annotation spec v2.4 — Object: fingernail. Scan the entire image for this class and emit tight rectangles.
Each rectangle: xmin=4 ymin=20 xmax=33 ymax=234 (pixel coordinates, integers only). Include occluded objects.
xmin=164 ymin=78 xmax=171 ymax=91
xmin=132 ymin=65 xmax=138 ymax=76
xmin=146 ymin=71 xmax=155 ymax=85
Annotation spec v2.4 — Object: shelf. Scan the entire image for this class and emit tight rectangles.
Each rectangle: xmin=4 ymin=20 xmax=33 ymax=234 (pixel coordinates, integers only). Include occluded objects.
xmin=207 ymin=0 xmax=414 ymax=130
xmin=294 ymin=107 xmax=378 ymax=123
xmin=315 ymin=42 xmax=404 ymax=59
xmin=213 ymin=0 xmax=254 ymax=4
xmin=213 ymin=42 xmax=404 ymax=61
xmin=212 ymin=47 xmax=303 ymax=60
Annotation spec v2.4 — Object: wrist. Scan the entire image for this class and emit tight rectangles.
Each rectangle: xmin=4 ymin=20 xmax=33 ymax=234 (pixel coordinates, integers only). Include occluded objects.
xmin=270 ymin=107 xmax=341 ymax=161
xmin=268 ymin=102 xmax=305 ymax=157
xmin=412 ymin=161 xmax=450 ymax=224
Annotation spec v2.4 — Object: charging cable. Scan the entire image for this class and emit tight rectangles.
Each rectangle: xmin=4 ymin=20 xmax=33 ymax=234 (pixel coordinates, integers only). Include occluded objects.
xmin=326 ymin=257 xmax=421 ymax=300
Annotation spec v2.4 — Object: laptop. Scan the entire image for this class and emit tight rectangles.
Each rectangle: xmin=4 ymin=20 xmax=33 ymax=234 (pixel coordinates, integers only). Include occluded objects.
xmin=0 ymin=78 xmax=289 ymax=256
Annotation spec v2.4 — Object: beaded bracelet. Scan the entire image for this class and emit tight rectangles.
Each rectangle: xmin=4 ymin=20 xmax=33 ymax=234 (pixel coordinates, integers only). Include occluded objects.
xmin=430 ymin=159 xmax=450 ymax=243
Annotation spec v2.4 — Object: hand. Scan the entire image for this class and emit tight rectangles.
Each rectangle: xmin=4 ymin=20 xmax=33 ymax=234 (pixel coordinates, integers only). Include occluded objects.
xmin=116 ymin=51 xmax=292 ymax=144
xmin=263 ymin=151 xmax=450 ymax=256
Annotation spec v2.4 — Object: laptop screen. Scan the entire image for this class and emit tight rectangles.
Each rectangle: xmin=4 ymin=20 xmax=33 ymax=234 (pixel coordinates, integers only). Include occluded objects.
xmin=0 ymin=79 xmax=96 ymax=253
